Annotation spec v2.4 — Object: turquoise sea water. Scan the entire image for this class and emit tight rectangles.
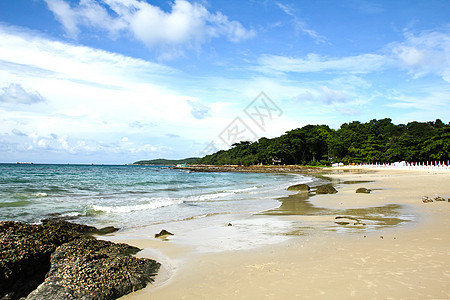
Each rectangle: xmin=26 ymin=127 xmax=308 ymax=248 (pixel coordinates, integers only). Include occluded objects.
xmin=0 ymin=164 xmax=311 ymax=229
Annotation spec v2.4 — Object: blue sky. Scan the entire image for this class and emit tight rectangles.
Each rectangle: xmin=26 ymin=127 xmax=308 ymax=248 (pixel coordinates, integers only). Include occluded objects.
xmin=0 ymin=0 xmax=449 ymax=164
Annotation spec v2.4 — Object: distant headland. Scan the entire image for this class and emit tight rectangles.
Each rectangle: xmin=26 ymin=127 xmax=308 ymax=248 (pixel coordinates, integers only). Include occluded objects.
xmin=132 ymin=157 xmax=200 ymax=166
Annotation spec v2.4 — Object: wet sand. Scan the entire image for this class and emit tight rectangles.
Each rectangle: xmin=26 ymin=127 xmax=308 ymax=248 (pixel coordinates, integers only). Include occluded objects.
xmin=107 ymin=168 xmax=450 ymax=299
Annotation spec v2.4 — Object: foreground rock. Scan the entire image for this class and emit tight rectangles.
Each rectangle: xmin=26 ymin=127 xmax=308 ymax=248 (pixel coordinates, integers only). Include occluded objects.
xmin=27 ymin=239 xmax=160 ymax=300
xmin=0 ymin=220 xmax=159 ymax=300
xmin=315 ymin=184 xmax=338 ymax=194
xmin=287 ymin=184 xmax=310 ymax=192
xmin=356 ymin=187 xmax=371 ymax=194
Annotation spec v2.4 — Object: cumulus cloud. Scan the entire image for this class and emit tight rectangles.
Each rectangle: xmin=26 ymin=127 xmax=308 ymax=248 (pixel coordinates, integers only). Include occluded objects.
xmin=391 ymin=29 xmax=450 ymax=82
xmin=44 ymin=0 xmax=255 ymax=56
xmin=0 ymin=83 xmax=46 ymax=104
xmin=187 ymin=100 xmax=211 ymax=119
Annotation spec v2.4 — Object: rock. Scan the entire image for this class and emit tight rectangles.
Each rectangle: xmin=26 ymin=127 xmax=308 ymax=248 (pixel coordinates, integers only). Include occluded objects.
xmin=27 ymin=239 xmax=160 ymax=300
xmin=335 ymin=216 xmax=365 ymax=226
xmin=335 ymin=221 xmax=350 ymax=225
xmin=315 ymin=184 xmax=337 ymax=194
xmin=433 ymin=195 xmax=446 ymax=201
xmin=356 ymin=187 xmax=371 ymax=194
xmin=422 ymin=196 xmax=433 ymax=203
xmin=227 ymin=223 xmax=233 ymax=226
xmin=155 ymin=229 xmax=174 ymax=238
xmin=287 ymin=184 xmax=310 ymax=192
xmin=335 ymin=216 xmax=359 ymax=222
xmin=0 ymin=220 xmax=155 ymax=300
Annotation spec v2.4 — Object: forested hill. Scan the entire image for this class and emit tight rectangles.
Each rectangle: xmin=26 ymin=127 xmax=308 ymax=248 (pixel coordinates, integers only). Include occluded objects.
xmin=133 ymin=157 xmax=200 ymax=165
xmin=197 ymin=119 xmax=450 ymax=166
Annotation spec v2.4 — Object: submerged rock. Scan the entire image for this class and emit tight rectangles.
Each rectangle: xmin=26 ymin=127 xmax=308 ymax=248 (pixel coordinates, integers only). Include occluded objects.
xmin=155 ymin=229 xmax=174 ymax=238
xmin=356 ymin=187 xmax=371 ymax=194
xmin=0 ymin=220 xmax=156 ymax=300
xmin=287 ymin=184 xmax=310 ymax=192
xmin=315 ymin=184 xmax=338 ymax=194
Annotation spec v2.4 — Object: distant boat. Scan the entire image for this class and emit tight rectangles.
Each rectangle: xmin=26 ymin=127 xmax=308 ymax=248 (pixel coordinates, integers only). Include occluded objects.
xmin=16 ymin=162 xmax=33 ymax=164
xmin=176 ymin=163 xmax=188 ymax=168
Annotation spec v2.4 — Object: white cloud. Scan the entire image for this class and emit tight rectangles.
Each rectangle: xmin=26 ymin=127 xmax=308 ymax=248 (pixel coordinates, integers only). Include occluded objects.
xmin=11 ymin=128 xmax=28 ymax=136
xmin=44 ymin=0 xmax=255 ymax=56
xmin=275 ymin=2 xmax=326 ymax=44
xmin=0 ymin=83 xmax=46 ymax=105
xmin=255 ymin=53 xmax=388 ymax=74
xmin=391 ymin=29 xmax=450 ymax=82
xmin=187 ymin=100 xmax=211 ymax=119
xmin=0 ymin=25 xmax=218 ymax=162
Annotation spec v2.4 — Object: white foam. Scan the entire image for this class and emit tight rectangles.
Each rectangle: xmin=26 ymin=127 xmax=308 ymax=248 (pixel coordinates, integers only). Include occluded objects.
xmin=34 ymin=192 xmax=48 ymax=197
xmin=92 ymin=198 xmax=182 ymax=213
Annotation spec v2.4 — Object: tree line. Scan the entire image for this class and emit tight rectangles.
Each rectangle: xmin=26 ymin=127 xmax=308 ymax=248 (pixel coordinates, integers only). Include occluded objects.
xmin=197 ymin=119 xmax=450 ymax=166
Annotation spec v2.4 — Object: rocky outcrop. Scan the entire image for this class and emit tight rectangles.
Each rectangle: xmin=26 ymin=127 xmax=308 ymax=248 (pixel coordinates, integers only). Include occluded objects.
xmin=27 ymin=239 xmax=160 ymax=300
xmin=155 ymin=229 xmax=174 ymax=238
xmin=315 ymin=184 xmax=338 ymax=194
xmin=287 ymin=184 xmax=310 ymax=192
xmin=356 ymin=187 xmax=371 ymax=194
xmin=0 ymin=220 xmax=159 ymax=300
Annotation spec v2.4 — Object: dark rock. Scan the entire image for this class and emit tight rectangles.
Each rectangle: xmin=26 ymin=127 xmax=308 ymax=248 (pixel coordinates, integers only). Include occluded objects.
xmin=335 ymin=221 xmax=350 ymax=225
xmin=287 ymin=184 xmax=310 ymax=192
xmin=356 ymin=187 xmax=371 ymax=194
xmin=155 ymin=229 xmax=174 ymax=238
xmin=227 ymin=223 xmax=233 ymax=226
xmin=422 ymin=196 xmax=433 ymax=203
xmin=94 ymin=226 xmax=119 ymax=235
xmin=27 ymin=239 xmax=160 ymax=300
xmin=0 ymin=220 xmax=156 ymax=300
xmin=315 ymin=184 xmax=337 ymax=194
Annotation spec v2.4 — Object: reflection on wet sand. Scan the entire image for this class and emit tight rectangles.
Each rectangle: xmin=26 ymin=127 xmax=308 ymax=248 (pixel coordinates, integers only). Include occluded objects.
xmin=262 ymin=191 xmax=412 ymax=234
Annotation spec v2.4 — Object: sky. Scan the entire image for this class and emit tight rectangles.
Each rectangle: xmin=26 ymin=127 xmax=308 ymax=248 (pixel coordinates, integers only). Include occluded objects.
xmin=0 ymin=0 xmax=449 ymax=164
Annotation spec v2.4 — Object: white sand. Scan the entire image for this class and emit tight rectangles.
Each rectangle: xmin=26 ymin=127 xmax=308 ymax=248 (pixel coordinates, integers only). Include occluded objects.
xmin=110 ymin=168 xmax=450 ymax=299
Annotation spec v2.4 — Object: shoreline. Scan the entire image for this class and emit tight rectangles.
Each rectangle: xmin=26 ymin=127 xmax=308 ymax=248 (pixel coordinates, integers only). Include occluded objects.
xmin=106 ymin=167 xmax=450 ymax=299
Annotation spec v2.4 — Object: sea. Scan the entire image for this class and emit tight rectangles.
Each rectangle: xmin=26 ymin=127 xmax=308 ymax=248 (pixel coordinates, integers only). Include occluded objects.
xmin=0 ymin=164 xmax=312 ymax=230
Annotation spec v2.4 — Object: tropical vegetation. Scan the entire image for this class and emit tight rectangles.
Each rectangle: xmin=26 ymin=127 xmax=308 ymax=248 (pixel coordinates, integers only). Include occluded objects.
xmin=197 ymin=119 xmax=450 ymax=166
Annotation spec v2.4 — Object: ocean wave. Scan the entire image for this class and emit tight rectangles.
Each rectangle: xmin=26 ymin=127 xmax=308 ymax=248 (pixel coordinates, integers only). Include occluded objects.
xmin=33 ymin=192 xmax=48 ymax=197
xmin=0 ymin=200 xmax=32 ymax=208
xmin=91 ymin=198 xmax=182 ymax=213
xmin=231 ymin=186 xmax=258 ymax=193
xmin=183 ymin=191 xmax=236 ymax=202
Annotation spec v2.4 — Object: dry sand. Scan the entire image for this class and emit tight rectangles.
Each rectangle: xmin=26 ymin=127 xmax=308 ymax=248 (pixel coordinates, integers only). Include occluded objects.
xmin=110 ymin=168 xmax=450 ymax=299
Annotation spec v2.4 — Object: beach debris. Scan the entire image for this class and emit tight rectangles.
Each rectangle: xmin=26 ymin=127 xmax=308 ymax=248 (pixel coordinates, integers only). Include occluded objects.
xmin=355 ymin=187 xmax=371 ymax=194
xmin=287 ymin=184 xmax=310 ymax=192
xmin=227 ymin=223 xmax=233 ymax=226
xmin=422 ymin=196 xmax=433 ymax=203
xmin=433 ymin=195 xmax=446 ymax=201
xmin=155 ymin=229 xmax=174 ymax=238
xmin=380 ymin=236 xmax=384 ymax=239
xmin=315 ymin=184 xmax=338 ymax=194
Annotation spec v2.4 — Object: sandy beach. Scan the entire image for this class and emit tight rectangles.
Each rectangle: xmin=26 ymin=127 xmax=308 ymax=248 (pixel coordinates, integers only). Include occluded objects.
xmin=105 ymin=168 xmax=450 ymax=299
